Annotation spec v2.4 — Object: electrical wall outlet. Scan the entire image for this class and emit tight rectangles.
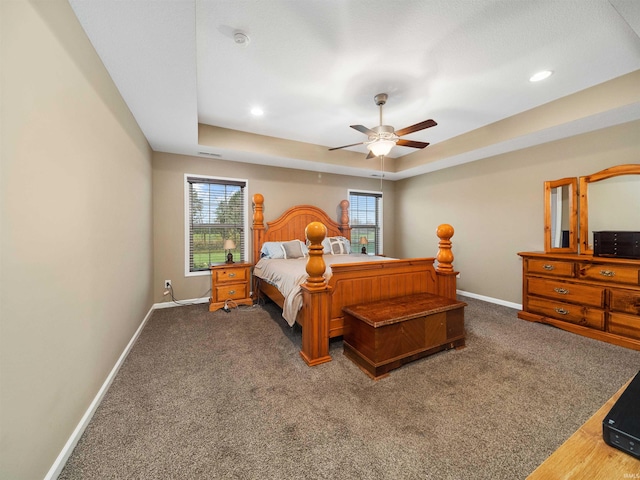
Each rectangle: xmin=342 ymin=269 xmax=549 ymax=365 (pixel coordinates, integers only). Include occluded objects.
xmin=164 ymin=279 xmax=172 ymax=288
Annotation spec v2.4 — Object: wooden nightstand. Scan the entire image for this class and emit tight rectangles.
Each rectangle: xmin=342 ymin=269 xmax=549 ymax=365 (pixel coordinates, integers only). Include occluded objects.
xmin=209 ymin=263 xmax=253 ymax=312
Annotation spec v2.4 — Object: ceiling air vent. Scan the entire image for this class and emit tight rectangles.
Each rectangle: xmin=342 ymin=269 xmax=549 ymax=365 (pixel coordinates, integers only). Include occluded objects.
xmin=198 ymin=152 xmax=222 ymax=158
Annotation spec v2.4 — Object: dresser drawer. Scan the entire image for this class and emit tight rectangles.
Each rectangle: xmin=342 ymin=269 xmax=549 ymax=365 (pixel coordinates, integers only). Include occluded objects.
xmin=214 ymin=283 xmax=249 ymax=302
xmin=608 ymin=312 xmax=640 ymax=340
xmin=610 ymin=289 xmax=640 ymax=315
xmin=214 ymin=266 xmax=248 ymax=283
xmin=577 ymin=263 xmax=640 ymax=286
xmin=527 ymin=259 xmax=574 ymax=277
xmin=528 ymin=297 xmax=604 ymax=330
xmin=527 ymin=278 xmax=605 ymax=308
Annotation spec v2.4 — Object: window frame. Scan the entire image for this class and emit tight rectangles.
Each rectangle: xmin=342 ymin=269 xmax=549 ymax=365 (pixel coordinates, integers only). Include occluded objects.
xmin=184 ymin=174 xmax=249 ymax=277
xmin=348 ymin=189 xmax=383 ymax=255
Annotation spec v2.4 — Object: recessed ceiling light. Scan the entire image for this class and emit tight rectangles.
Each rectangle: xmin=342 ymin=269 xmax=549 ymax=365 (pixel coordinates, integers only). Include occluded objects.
xmin=529 ymin=70 xmax=553 ymax=82
xmin=250 ymin=107 xmax=264 ymax=116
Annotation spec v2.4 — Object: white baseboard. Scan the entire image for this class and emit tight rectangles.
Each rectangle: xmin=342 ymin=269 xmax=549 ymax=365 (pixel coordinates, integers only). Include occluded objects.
xmin=153 ymin=296 xmax=210 ymax=309
xmin=44 ymin=305 xmax=155 ymax=480
xmin=457 ymin=289 xmax=522 ymax=310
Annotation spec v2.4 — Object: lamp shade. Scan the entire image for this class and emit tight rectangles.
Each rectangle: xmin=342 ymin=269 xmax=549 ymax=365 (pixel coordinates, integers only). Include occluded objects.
xmin=367 ymin=139 xmax=395 ymax=157
xmin=359 ymin=236 xmax=368 ymax=245
xmin=223 ymin=239 xmax=236 ymax=250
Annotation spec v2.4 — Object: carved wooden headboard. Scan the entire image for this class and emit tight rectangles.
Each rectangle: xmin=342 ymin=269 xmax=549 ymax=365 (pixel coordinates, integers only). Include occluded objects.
xmin=251 ymin=193 xmax=350 ymax=262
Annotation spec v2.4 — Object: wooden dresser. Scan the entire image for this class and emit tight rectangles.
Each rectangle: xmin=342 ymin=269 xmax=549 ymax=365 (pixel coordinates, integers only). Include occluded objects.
xmin=518 ymin=252 xmax=640 ymax=350
xmin=209 ymin=263 xmax=253 ymax=312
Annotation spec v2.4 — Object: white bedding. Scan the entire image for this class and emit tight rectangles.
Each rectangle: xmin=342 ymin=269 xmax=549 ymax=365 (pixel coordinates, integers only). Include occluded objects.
xmin=254 ymin=254 xmax=392 ymax=326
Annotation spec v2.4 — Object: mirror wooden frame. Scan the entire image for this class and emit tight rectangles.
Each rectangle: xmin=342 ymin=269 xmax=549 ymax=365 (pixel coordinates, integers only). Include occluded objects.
xmin=544 ymin=177 xmax=578 ymax=253
xmin=579 ymin=164 xmax=640 ymax=255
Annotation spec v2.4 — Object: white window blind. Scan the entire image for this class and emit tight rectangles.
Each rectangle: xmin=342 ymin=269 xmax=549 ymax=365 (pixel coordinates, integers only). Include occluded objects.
xmin=349 ymin=191 xmax=382 ymax=255
xmin=187 ymin=176 xmax=246 ymax=272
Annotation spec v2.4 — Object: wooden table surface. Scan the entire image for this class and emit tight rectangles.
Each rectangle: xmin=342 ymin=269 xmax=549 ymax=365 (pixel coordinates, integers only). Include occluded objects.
xmin=527 ymin=378 xmax=640 ymax=479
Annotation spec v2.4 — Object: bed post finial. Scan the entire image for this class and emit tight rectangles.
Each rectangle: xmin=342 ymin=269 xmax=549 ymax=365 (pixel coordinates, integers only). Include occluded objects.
xmin=252 ymin=193 xmax=265 ymax=263
xmin=436 ymin=224 xmax=454 ymax=272
xmin=436 ymin=224 xmax=458 ymax=300
xmin=304 ymin=222 xmax=328 ymax=289
xmin=339 ymin=199 xmax=351 ymax=237
xmin=339 ymin=199 xmax=349 ymax=226
xmin=253 ymin=193 xmax=264 ymax=226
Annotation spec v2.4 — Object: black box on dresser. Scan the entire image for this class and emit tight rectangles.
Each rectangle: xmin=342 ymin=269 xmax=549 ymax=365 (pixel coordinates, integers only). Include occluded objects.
xmin=594 ymin=231 xmax=640 ymax=260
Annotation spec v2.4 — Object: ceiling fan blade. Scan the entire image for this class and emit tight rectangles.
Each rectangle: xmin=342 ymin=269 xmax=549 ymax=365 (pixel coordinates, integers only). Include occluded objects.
xmin=366 ymin=150 xmax=376 ymax=159
xmin=350 ymin=125 xmax=377 ymax=136
xmin=396 ymin=139 xmax=430 ymax=149
xmin=328 ymin=142 xmax=365 ymax=151
xmin=395 ymin=119 xmax=437 ymax=137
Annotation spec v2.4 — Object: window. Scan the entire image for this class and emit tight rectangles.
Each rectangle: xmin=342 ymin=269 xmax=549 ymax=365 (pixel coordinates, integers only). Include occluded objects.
xmin=349 ymin=190 xmax=382 ymax=255
xmin=185 ymin=175 xmax=248 ymax=274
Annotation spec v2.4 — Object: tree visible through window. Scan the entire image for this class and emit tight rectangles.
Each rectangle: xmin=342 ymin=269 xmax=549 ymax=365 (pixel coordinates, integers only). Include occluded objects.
xmin=187 ymin=176 xmax=247 ymax=272
xmin=349 ymin=190 xmax=382 ymax=255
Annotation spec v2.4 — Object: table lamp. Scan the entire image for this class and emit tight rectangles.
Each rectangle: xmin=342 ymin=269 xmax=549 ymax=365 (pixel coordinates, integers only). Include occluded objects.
xmin=224 ymin=239 xmax=236 ymax=264
xmin=359 ymin=236 xmax=368 ymax=254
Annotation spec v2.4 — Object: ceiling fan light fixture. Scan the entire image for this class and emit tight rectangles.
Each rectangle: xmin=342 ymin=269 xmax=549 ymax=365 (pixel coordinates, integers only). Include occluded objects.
xmin=367 ymin=139 xmax=395 ymax=157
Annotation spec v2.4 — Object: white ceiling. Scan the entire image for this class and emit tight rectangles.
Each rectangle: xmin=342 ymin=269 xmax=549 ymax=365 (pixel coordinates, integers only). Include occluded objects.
xmin=70 ymin=0 xmax=640 ymax=180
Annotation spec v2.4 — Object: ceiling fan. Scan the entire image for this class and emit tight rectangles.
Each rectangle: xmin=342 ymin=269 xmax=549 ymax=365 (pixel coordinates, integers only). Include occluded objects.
xmin=329 ymin=93 xmax=437 ymax=159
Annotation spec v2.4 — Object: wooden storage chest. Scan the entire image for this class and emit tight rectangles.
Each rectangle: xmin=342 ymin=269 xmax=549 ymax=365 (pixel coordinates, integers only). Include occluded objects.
xmin=343 ymin=293 xmax=466 ymax=379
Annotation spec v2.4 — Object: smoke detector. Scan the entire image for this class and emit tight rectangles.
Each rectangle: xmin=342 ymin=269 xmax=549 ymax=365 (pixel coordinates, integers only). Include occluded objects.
xmin=233 ymin=31 xmax=250 ymax=46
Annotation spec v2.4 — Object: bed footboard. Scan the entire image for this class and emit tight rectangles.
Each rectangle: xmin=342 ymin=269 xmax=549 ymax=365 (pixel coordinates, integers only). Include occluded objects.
xmin=299 ymin=221 xmax=458 ymax=366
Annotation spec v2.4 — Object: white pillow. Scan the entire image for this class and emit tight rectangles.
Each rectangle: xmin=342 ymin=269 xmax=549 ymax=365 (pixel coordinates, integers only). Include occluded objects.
xmin=281 ymin=240 xmax=308 ymax=259
xmin=327 ymin=236 xmax=350 ymax=255
xmin=260 ymin=242 xmax=285 ymax=259
xmin=308 ymin=236 xmax=352 ymax=254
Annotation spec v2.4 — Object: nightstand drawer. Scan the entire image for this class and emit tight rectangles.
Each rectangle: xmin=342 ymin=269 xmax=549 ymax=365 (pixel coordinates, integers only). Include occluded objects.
xmin=214 ymin=267 xmax=248 ymax=283
xmin=527 ymin=277 xmax=605 ymax=307
xmin=527 ymin=259 xmax=574 ymax=277
xmin=215 ymin=283 xmax=249 ymax=301
xmin=528 ymin=297 xmax=604 ymax=330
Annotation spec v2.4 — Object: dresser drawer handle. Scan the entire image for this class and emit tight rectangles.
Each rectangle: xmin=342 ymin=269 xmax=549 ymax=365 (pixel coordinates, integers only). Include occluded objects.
xmin=228 ymin=273 xmax=236 ymax=278
xmin=599 ymin=270 xmax=615 ymax=277
xmin=543 ymin=264 xmax=555 ymax=271
xmin=553 ymin=287 xmax=569 ymax=295
xmin=555 ymin=307 xmax=569 ymax=315
xmin=228 ymin=290 xmax=236 ymax=295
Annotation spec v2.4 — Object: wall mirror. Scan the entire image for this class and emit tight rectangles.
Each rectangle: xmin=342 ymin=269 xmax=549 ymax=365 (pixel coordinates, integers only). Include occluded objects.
xmin=579 ymin=164 xmax=640 ymax=255
xmin=544 ymin=177 xmax=578 ymax=253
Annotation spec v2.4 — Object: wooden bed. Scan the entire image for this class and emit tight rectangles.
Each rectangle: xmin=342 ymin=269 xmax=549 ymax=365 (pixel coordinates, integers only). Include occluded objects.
xmin=251 ymin=193 xmax=459 ymax=366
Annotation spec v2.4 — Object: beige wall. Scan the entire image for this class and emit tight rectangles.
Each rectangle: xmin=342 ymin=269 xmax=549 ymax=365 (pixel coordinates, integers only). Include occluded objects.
xmin=0 ymin=1 xmax=153 ymax=479
xmin=395 ymin=120 xmax=640 ymax=304
xmin=153 ymin=152 xmax=395 ymax=303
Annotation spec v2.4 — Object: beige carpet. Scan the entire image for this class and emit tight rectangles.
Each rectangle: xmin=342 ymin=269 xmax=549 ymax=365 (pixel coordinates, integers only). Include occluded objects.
xmin=59 ymin=297 xmax=640 ymax=479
